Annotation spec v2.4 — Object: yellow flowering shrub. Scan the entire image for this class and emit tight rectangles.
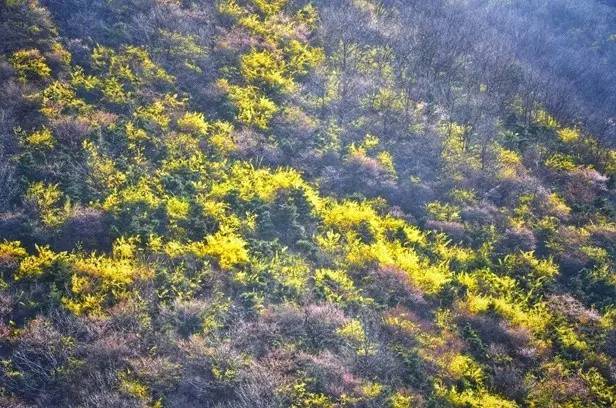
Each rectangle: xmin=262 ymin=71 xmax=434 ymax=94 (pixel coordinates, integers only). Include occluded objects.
xmin=10 ymin=49 xmax=51 ymax=81
xmin=286 ymin=39 xmax=324 ymax=76
xmin=24 ymin=128 xmax=55 ymax=149
xmin=448 ymin=354 xmax=484 ymax=384
xmin=210 ymin=163 xmax=308 ymax=203
xmin=63 ymin=237 xmax=151 ymax=315
xmin=0 ymin=241 xmax=28 ymax=264
xmin=534 ymin=109 xmax=558 ymax=129
xmin=389 ymin=392 xmax=414 ymax=408
xmin=177 ymin=112 xmax=210 ymax=135
xmin=314 ymin=268 xmax=366 ymax=304
xmin=16 ymin=245 xmax=68 ymax=280
xmin=240 ymin=49 xmax=294 ymax=91
xmin=321 ymin=200 xmax=381 ymax=237
xmin=223 ymin=81 xmax=278 ymax=129
xmin=557 ymin=127 xmax=580 ymax=143
xmin=166 ymin=197 xmax=191 ymax=220
xmin=25 ymin=182 xmax=67 ymax=227
xmin=197 ymin=228 xmax=249 ymax=270
xmin=250 ymin=0 xmax=288 ymax=16
xmin=336 ymin=319 xmax=374 ymax=355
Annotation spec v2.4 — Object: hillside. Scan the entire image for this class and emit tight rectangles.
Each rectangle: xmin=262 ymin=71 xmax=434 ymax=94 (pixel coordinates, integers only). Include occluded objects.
xmin=1 ymin=0 xmax=615 ymax=407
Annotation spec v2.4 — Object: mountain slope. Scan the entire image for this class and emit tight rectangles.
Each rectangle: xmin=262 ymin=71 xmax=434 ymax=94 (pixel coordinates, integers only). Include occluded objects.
xmin=0 ymin=1 xmax=615 ymax=407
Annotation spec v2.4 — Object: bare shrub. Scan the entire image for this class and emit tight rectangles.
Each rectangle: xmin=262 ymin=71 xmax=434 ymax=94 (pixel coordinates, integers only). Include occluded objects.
xmin=51 ymin=116 xmax=92 ymax=148
xmin=55 ymin=207 xmax=111 ymax=251
xmin=365 ymin=266 xmax=428 ymax=311
xmin=425 ymin=220 xmax=466 ymax=243
xmin=495 ymin=227 xmax=537 ymax=254
xmin=0 ymin=156 xmax=19 ymax=211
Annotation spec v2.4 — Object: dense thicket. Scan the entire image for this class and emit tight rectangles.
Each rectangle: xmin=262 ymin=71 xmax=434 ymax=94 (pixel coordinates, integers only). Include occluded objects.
xmin=0 ymin=0 xmax=615 ymax=407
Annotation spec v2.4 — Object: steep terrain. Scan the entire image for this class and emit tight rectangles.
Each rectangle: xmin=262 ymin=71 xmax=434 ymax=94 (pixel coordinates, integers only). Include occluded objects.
xmin=0 ymin=0 xmax=615 ymax=407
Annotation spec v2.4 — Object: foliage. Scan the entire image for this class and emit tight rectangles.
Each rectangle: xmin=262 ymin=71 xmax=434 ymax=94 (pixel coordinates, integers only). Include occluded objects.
xmin=199 ymin=228 xmax=250 ymax=270
xmin=241 ymin=49 xmax=294 ymax=91
xmin=220 ymin=80 xmax=278 ymax=129
xmin=0 ymin=0 xmax=614 ymax=406
xmin=10 ymin=48 xmax=51 ymax=81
